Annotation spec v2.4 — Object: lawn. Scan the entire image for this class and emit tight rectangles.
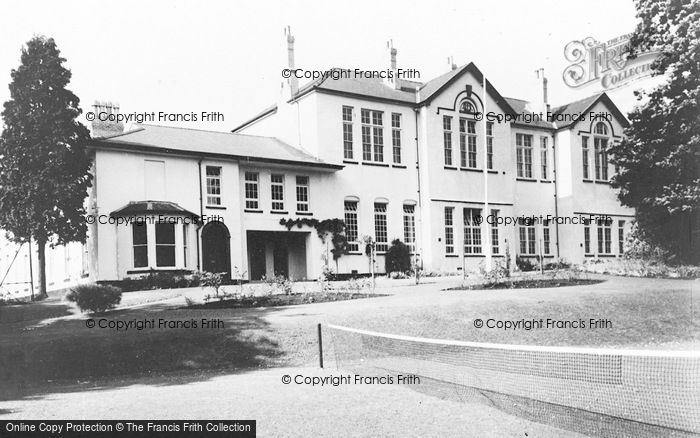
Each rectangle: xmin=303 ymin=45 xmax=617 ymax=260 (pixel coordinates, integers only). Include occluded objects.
xmin=0 ymin=274 xmax=696 ymax=401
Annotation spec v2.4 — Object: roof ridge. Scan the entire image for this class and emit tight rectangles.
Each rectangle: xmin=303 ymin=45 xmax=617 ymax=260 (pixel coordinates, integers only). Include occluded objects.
xmin=136 ymin=123 xmax=283 ymax=141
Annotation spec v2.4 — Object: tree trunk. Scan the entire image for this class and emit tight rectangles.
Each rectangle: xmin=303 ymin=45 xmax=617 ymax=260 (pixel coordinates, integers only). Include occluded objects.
xmin=36 ymin=238 xmax=48 ymax=299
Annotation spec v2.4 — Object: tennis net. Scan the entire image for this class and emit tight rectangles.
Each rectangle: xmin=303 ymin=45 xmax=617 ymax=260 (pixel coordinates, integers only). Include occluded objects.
xmin=326 ymin=324 xmax=700 ymax=437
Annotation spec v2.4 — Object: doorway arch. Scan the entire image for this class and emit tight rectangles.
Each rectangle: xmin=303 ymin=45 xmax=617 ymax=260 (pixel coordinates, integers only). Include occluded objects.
xmin=201 ymin=221 xmax=231 ymax=279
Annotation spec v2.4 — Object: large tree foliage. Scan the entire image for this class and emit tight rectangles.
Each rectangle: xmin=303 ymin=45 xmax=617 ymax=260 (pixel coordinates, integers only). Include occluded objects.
xmin=609 ymin=0 xmax=700 ymax=264
xmin=0 ymin=36 xmax=92 ymax=297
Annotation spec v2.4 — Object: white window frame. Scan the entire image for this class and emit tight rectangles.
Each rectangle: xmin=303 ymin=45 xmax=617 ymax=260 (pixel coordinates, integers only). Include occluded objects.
xmin=205 ymin=166 xmax=222 ymax=206
xmin=244 ymin=171 xmax=259 ymax=210
xmin=516 ymin=134 xmax=533 ymax=178
xmin=343 ymin=106 xmax=353 ymax=160
xmin=374 ymin=202 xmax=388 ymax=253
xmin=295 ymin=175 xmax=310 ymax=213
xmin=271 ymin=174 xmax=285 ymax=212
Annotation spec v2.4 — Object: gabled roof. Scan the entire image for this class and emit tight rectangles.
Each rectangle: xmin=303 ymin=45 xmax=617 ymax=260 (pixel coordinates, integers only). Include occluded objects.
xmin=233 ymin=64 xmax=627 ymax=134
xmin=110 ymin=201 xmax=197 ymax=218
xmin=90 ymin=124 xmax=342 ymax=170
xmin=504 ymin=97 xmax=557 ymax=129
xmin=293 ymin=68 xmax=418 ymax=104
xmin=551 ymin=93 xmax=630 ymax=130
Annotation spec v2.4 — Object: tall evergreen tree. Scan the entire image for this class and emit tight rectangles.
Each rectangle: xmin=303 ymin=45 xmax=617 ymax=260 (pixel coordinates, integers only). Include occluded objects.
xmin=0 ymin=36 xmax=92 ymax=298
xmin=609 ymin=0 xmax=700 ymax=264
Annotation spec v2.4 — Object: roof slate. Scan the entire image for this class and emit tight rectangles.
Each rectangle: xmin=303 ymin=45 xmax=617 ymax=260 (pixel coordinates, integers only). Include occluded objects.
xmin=91 ymin=124 xmax=341 ymax=169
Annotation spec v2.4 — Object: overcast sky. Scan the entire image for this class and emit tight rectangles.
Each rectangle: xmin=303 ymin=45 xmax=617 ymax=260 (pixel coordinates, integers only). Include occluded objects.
xmin=0 ymin=0 xmax=661 ymax=133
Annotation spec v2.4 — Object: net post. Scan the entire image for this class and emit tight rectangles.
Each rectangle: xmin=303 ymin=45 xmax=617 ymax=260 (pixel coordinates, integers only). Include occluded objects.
xmin=317 ymin=323 xmax=324 ymax=369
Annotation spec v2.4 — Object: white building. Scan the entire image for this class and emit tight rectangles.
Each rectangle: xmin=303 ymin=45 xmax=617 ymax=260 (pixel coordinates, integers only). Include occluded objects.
xmin=0 ymin=35 xmax=633 ymax=294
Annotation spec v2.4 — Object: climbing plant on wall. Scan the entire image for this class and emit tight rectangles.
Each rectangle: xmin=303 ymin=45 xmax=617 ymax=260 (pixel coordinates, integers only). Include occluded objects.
xmin=279 ymin=218 xmax=348 ymax=266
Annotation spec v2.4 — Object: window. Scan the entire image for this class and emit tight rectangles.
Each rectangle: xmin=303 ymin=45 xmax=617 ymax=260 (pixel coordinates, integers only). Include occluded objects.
xmin=459 ymin=119 xmax=466 ymax=167
xmin=491 ymin=209 xmax=499 ymax=254
xmin=463 ymin=208 xmax=482 ymax=254
xmin=271 ymin=174 xmax=285 ymax=211
xmin=582 ymin=136 xmax=590 ymax=179
xmin=343 ymin=106 xmax=354 ymax=160
xmin=444 ymin=207 xmax=454 ymax=254
xmin=206 ymin=166 xmax=222 ymax=206
xmin=598 ymin=219 xmax=612 ymax=254
xmin=594 ymin=122 xmax=608 ymax=135
xmin=155 ymin=222 xmax=176 ymax=267
xmin=540 ymin=137 xmax=548 ymax=180
xmin=183 ymin=225 xmax=189 ymax=267
xmin=516 ymin=134 xmax=533 ymax=178
xmin=361 ymin=109 xmax=384 ymax=162
xmin=459 ymin=120 xmax=477 ymax=168
xmin=486 ymin=122 xmax=494 ymax=170
xmin=618 ymin=220 xmax=625 ymax=254
xmin=295 ymin=176 xmax=309 ymax=212
xmin=594 ymin=137 xmax=609 ymax=180
xmin=519 ymin=221 xmax=536 ymax=255
xmin=244 ymin=172 xmax=259 ymax=210
xmin=543 ymin=220 xmax=551 ymax=255
xmin=459 ymin=99 xmax=476 ymax=114
xmin=594 ymin=122 xmax=609 ymax=181
xmin=584 ymin=224 xmax=592 ymax=254
xmin=344 ymin=201 xmax=359 ymax=252
xmin=443 ymin=116 xmax=453 ymax=166
xmin=392 ymin=113 xmax=401 ymax=164
xmin=374 ymin=203 xmax=388 ymax=252
xmin=132 ymin=222 xmax=148 ymax=268
xmin=403 ymin=204 xmax=416 ymax=253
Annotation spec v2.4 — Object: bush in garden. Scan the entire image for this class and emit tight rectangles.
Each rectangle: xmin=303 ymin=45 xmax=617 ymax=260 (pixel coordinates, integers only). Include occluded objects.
xmin=385 ymin=239 xmax=412 ymax=274
xmin=65 ymin=284 xmax=122 ymax=314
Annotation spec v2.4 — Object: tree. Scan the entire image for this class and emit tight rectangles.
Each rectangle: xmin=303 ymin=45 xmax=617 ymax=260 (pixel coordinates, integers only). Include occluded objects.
xmin=0 ymin=36 xmax=92 ymax=298
xmin=609 ymin=0 xmax=700 ymax=264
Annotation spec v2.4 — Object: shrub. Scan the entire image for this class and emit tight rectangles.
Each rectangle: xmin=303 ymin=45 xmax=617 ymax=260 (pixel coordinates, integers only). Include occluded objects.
xmin=263 ymin=274 xmax=294 ymax=295
xmin=65 ymin=284 xmax=122 ymax=314
xmin=515 ymin=256 xmax=536 ymax=272
xmin=385 ymin=239 xmax=412 ymax=274
xmin=479 ymin=260 xmax=511 ymax=287
xmin=199 ymin=271 xmax=226 ymax=297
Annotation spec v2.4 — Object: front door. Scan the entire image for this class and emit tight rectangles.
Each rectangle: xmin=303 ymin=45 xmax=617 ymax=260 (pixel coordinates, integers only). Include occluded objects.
xmin=202 ymin=222 xmax=231 ymax=279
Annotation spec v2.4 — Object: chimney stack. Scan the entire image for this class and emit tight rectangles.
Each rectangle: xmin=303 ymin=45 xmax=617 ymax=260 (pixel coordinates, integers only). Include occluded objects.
xmin=285 ymin=26 xmax=298 ymax=97
xmin=447 ymin=56 xmax=457 ymax=71
xmin=535 ymin=68 xmax=550 ymax=114
xmin=91 ymin=101 xmax=124 ymax=138
xmin=385 ymin=40 xmax=399 ymax=89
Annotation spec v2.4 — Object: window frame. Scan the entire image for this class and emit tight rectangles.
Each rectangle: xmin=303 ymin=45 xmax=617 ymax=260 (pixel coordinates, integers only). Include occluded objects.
xmin=155 ymin=222 xmax=176 ymax=268
xmin=486 ymin=122 xmax=494 ymax=170
xmin=361 ymin=109 xmax=384 ymax=163
xmin=132 ymin=222 xmax=148 ymax=268
xmin=540 ymin=136 xmax=549 ymax=180
xmin=205 ymin=166 xmax=222 ymax=206
xmin=403 ymin=204 xmax=416 ymax=253
xmin=463 ymin=208 xmax=482 ymax=255
xmin=391 ymin=112 xmax=401 ymax=164
xmin=443 ymin=116 xmax=453 ymax=166
xmin=444 ymin=207 xmax=455 ymax=254
xmin=374 ymin=202 xmax=388 ymax=253
xmin=295 ymin=175 xmax=310 ymax=213
xmin=342 ymin=106 xmax=354 ymax=160
xmin=344 ymin=200 xmax=359 ymax=252
xmin=516 ymin=133 xmax=533 ymax=178
xmin=244 ymin=171 xmax=259 ymax=210
xmin=270 ymin=174 xmax=285 ymax=211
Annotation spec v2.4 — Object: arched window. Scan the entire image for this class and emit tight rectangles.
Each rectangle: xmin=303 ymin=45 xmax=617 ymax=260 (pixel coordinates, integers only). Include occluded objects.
xmin=594 ymin=122 xmax=608 ymax=136
xmin=593 ymin=122 xmax=609 ymax=180
xmin=459 ymin=99 xmax=477 ymax=114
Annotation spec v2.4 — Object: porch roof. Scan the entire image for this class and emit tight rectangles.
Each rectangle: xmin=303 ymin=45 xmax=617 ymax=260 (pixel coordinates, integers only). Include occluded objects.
xmin=110 ymin=200 xmax=198 ymax=218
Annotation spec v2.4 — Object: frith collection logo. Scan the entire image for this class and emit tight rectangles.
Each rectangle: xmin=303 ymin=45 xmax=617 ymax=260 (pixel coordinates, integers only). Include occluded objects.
xmin=562 ymin=34 xmax=659 ymax=90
